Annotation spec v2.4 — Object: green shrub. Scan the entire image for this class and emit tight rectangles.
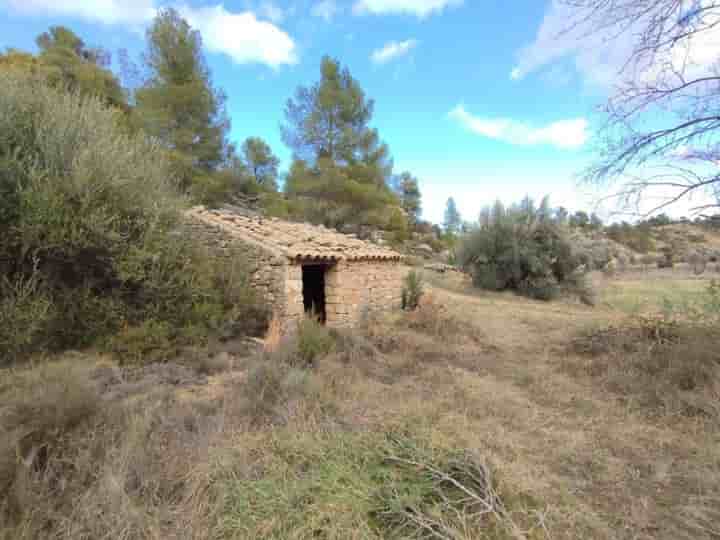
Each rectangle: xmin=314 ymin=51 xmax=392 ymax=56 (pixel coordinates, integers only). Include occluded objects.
xmin=458 ymin=198 xmax=587 ymax=301
xmin=401 ymin=270 xmax=424 ymax=310
xmin=0 ymin=269 xmax=56 ymax=362
xmin=0 ymin=72 xmax=259 ymax=364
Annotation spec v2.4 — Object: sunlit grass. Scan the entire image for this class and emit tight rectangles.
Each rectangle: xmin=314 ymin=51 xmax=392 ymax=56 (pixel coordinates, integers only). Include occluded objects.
xmin=599 ymin=277 xmax=710 ymax=315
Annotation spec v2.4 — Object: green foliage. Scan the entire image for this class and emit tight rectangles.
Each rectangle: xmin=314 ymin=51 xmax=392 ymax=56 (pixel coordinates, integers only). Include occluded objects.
xmin=241 ymin=136 xmax=280 ymax=190
xmin=135 ymin=8 xmax=231 ymax=203
xmin=0 ymin=72 xmax=258 ymax=365
xmin=281 ymin=56 xmax=401 ymax=229
xmin=0 ymin=269 xmax=56 ymax=361
xmin=393 ymin=171 xmax=422 ymax=225
xmin=401 ymin=270 xmax=424 ymax=311
xmin=108 ymin=320 xmax=174 ymax=365
xmin=219 ymin=430 xmax=532 ymax=540
xmin=0 ymin=27 xmax=128 ymax=115
xmin=458 ymin=197 xmax=587 ymax=301
xmin=606 ymin=222 xmax=655 ymax=253
xmin=284 ymin=157 xmax=399 ymax=228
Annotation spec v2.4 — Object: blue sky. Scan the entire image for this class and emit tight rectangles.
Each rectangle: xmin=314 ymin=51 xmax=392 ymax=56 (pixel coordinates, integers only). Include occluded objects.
xmin=0 ymin=0 xmax=642 ymax=222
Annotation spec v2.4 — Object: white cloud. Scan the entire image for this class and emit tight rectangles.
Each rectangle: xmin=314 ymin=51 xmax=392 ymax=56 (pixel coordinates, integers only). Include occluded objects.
xmin=448 ymin=105 xmax=588 ymax=150
xmin=353 ymin=0 xmax=461 ymax=18
xmin=513 ymin=0 xmax=720 ymax=87
xmin=179 ymin=5 xmax=297 ymax=68
xmin=371 ymin=39 xmax=418 ymax=64
xmin=258 ymin=1 xmax=285 ymax=23
xmin=2 ymin=0 xmax=156 ymax=25
xmin=311 ymin=0 xmax=338 ymax=21
xmin=2 ymin=0 xmax=299 ymax=68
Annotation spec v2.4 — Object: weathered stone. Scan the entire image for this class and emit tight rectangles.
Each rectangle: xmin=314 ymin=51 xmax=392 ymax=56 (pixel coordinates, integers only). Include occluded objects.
xmin=184 ymin=207 xmax=406 ymax=333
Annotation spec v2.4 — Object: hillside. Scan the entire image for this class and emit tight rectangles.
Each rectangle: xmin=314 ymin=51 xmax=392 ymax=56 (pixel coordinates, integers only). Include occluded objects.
xmin=649 ymin=224 xmax=720 ymax=260
xmin=3 ymin=270 xmax=719 ymax=539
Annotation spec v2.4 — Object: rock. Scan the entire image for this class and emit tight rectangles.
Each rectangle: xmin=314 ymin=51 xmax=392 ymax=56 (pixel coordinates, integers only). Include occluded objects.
xmin=424 ymin=262 xmax=456 ymax=273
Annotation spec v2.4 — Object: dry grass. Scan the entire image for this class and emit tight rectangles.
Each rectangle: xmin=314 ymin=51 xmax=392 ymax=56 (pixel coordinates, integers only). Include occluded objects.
xmin=2 ymin=270 xmax=719 ymax=539
xmin=568 ymin=318 xmax=720 ymax=421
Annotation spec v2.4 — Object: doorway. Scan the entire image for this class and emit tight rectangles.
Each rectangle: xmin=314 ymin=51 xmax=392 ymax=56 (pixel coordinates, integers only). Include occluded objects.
xmin=302 ymin=265 xmax=327 ymax=323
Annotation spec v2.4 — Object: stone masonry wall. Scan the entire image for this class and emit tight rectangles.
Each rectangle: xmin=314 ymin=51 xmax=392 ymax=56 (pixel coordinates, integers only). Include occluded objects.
xmin=325 ymin=260 xmax=405 ymax=328
xmin=184 ymin=215 xmax=405 ymax=333
xmin=182 ymin=217 xmax=288 ymax=325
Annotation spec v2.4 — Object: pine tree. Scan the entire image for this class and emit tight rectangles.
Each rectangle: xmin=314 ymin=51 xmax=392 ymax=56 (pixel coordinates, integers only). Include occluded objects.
xmin=241 ymin=137 xmax=280 ymax=191
xmin=444 ymin=197 xmax=461 ymax=235
xmin=394 ymin=171 xmax=422 ymax=225
xmin=136 ymin=8 xmax=230 ymax=201
xmin=281 ymin=56 xmax=397 ymax=228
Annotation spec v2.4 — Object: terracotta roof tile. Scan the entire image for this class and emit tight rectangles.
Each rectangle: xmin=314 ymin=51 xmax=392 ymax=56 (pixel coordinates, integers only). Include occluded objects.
xmin=186 ymin=206 xmax=403 ymax=262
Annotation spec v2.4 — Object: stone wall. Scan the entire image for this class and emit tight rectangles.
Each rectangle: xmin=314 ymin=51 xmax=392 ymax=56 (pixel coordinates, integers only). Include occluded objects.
xmin=325 ymin=260 xmax=405 ymax=327
xmin=182 ymin=217 xmax=288 ymax=323
xmin=283 ymin=262 xmax=306 ymax=330
xmin=184 ymin=215 xmax=405 ymax=332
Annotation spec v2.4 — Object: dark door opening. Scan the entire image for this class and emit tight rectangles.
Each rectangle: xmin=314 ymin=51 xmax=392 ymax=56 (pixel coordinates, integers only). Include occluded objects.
xmin=302 ymin=265 xmax=327 ymax=323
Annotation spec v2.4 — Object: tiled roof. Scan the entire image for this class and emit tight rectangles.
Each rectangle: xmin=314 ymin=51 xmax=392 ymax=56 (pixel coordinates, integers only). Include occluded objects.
xmin=187 ymin=206 xmax=403 ymax=262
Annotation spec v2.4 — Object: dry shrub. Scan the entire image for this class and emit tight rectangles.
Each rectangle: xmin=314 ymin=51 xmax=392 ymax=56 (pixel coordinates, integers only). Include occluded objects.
xmin=359 ymin=296 xmax=491 ymax=381
xmin=569 ymin=319 xmax=720 ymax=420
xmin=402 ymin=293 xmax=479 ymax=342
xmin=0 ymin=369 xmax=226 ymax=540
xmin=263 ymin=311 xmax=283 ymax=354
xmin=234 ymin=320 xmax=339 ymax=426
xmin=0 ymin=360 xmax=101 ymax=532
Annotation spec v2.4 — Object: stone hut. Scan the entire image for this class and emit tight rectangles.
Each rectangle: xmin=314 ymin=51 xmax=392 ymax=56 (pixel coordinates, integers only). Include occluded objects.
xmin=185 ymin=206 xmax=405 ymax=331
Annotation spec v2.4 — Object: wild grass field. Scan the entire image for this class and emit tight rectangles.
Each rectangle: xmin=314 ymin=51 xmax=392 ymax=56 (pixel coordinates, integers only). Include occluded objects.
xmin=1 ymin=268 xmax=719 ymax=540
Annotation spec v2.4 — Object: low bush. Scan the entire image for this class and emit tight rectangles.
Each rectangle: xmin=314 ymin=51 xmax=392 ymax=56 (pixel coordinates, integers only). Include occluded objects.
xmin=401 ymin=293 xmax=478 ymax=341
xmin=238 ymin=318 xmax=338 ymax=424
xmin=458 ymin=198 xmax=588 ymax=301
xmin=570 ymin=318 xmax=720 ymax=420
xmin=0 ymin=360 xmax=101 ymax=527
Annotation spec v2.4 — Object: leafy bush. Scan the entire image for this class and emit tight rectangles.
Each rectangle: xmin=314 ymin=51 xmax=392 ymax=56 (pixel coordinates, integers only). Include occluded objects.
xmin=401 ymin=270 xmax=424 ymax=310
xmin=0 ymin=72 xmax=258 ymax=364
xmin=458 ymin=198 xmax=587 ymax=301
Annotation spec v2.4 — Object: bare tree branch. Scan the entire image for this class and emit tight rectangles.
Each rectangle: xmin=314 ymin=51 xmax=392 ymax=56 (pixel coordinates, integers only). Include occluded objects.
xmin=560 ymin=0 xmax=720 ymax=215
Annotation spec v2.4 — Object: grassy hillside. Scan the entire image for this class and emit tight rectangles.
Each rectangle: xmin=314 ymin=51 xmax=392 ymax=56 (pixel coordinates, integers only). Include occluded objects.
xmin=2 ymin=269 xmax=719 ymax=539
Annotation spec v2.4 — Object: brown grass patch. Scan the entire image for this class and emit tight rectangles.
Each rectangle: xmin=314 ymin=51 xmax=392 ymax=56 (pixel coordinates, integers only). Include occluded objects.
xmin=568 ymin=319 xmax=720 ymax=420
